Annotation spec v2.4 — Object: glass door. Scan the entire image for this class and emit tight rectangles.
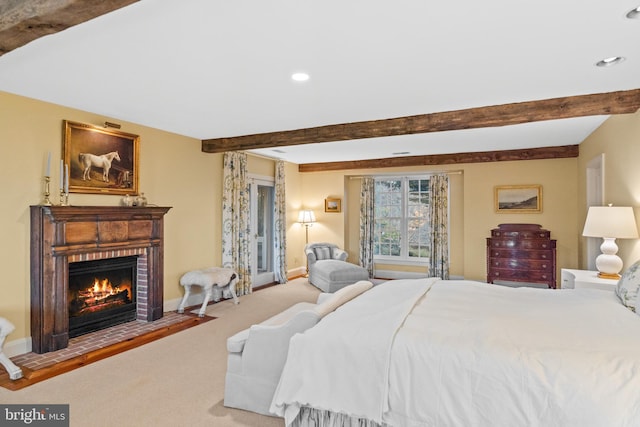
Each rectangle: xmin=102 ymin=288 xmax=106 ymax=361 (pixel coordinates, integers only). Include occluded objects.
xmin=250 ymin=177 xmax=275 ymax=287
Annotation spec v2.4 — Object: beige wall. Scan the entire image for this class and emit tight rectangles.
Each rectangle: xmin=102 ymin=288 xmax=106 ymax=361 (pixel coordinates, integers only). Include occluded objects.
xmin=299 ymin=157 xmax=579 ymax=284
xmin=578 ymin=109 xmax=640 ymax=269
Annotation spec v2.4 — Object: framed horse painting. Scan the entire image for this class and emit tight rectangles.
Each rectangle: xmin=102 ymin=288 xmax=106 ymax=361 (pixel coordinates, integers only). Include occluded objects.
xmin=62 ymin=120 xmax=139 ymax=195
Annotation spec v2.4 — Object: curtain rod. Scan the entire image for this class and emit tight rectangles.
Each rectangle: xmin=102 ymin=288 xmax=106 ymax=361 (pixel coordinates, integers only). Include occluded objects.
xmin=348 ymin=170 xmax=463 ymax=179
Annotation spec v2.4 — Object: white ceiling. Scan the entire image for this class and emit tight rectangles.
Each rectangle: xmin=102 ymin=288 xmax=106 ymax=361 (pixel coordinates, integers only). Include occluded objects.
xmin=0 ymin=0 xmax=639 ymax=165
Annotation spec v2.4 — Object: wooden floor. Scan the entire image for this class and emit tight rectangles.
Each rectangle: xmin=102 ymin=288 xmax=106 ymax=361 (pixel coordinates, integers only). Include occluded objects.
xmin=0 ymin=310 xmax=215 ymax=391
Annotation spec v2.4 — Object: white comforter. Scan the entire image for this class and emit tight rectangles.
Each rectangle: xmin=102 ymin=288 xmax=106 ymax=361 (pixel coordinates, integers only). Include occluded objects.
xmin=271 ymin=279 xmax=640 ymax=426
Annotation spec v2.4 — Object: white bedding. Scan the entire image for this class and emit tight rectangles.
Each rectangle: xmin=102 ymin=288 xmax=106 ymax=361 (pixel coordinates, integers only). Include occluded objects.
xmin=271 ymin=278 xmax=640 ymax=426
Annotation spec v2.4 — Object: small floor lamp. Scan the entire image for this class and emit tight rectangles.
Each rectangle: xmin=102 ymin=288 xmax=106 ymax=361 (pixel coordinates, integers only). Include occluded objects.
xmin=298 ymin=209 xmax=316 ymax=276
xmin=582 ymin=205 xmax=639 ymax=279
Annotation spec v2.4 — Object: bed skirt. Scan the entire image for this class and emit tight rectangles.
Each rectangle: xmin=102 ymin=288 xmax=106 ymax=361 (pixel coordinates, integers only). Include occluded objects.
xmin=291 ymin=407 xmax=390 ymax=427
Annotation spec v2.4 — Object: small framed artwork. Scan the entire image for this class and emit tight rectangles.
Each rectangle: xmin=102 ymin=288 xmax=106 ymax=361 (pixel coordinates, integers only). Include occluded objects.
xmin=325 ymin=198 xmax=342 ymax=213
xmin=63 ymin=120 xmax=139 ymax=195
xmin=494 ymin=185 xmax=542 ymax=213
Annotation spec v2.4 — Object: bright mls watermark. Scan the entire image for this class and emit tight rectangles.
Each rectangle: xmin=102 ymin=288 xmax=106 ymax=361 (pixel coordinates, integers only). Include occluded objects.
xmin=1 ymin=405 xmax=69 ymax=426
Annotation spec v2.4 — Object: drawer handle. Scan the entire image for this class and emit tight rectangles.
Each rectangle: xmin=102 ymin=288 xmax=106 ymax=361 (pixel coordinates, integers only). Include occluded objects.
xmin=495 ymin=262 xmax=500 ymax=266
xmin=542 ymin=244 xmax=547 ymax=248
xmin=542 ymin=264 xmax=547 ymax=268
xmin=541 ymin=254 xmax=547 ymax=259
xmin=494 ymin=272 xmax=499 ymax=276
xmin=494 ymin=243 xmax=500 ymax=247
xmin=542 ymin=275 xmax=547 ymax=279
xmin=495 ymin=252 xmax=500 ymax=256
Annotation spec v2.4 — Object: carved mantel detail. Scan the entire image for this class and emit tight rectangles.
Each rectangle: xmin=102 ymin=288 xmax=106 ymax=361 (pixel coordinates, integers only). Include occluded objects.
xmin=30 ymin=205 xmax=171 ymax=354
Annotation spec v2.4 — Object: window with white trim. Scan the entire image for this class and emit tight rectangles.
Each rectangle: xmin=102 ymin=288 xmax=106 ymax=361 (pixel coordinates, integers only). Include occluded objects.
xmin=373 ymin=176 xmax=431 ymax=262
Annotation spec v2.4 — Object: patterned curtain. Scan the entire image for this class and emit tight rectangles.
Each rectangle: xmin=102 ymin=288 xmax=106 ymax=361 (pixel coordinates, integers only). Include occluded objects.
xmin=222 ymin=152 xmax=252 ymax=296
xmin=359 ymin=177 xmax=375 ymax=278
xmin=429 ymin=174 xmax=449 ymax=279
xmin=274 ymin=160 xmax=288 ymax=283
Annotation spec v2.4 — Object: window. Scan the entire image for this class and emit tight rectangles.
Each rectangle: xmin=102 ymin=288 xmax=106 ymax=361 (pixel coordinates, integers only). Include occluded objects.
xmin=373 ymin=176 xmax=431 ymax=262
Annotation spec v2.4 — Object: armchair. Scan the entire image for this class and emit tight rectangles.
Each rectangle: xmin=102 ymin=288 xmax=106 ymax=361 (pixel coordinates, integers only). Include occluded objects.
xmin=305 ymin=242 xmax=369 ymax=292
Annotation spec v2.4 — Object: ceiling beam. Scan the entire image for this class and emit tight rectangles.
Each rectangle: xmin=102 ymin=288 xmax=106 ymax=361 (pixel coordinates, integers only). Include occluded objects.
xmin=202 ymin=89 xmax=640 ymax=153
xmin=0 ymin=0 xmax=139 ymax=56
xmin=298 ymin=145 xmax=580 ymax=173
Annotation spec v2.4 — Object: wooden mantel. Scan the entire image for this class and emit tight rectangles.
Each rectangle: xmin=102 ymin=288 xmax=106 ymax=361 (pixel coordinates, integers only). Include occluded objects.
xmin=30 ymin=205 xmax=171 ymax=354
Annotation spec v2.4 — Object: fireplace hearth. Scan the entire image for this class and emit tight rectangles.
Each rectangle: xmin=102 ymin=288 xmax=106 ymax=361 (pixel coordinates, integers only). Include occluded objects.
xmin=30 ymin=205 xmax=171 ymax=354
xmin=68 ymin=256 xmax=138 ymax=338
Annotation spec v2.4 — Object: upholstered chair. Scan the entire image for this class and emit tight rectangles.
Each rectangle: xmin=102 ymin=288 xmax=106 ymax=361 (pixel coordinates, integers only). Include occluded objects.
xmin=305 ymin=242 xmax=369 ymax=292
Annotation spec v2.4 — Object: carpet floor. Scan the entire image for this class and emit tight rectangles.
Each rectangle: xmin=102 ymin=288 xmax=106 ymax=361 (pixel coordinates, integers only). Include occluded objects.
xmin=0 ymin=277 xmax=321 ymax=427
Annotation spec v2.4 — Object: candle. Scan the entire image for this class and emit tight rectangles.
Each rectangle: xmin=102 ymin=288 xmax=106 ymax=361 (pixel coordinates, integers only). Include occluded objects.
xmin=45 ymin=152 xmax=51 ymax=177
xmin=60 ymin=160 xmax=64 ymax=192
xmin=65 ymin=164 xmax=69 ymax=194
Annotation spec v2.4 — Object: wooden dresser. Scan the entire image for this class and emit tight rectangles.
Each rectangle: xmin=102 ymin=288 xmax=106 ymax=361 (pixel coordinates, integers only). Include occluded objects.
xmin=486 ymin=224 xmax=556 ymax=289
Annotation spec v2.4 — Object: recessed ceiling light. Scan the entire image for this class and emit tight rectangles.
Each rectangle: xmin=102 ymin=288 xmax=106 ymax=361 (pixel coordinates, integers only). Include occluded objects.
xmin=291 ymin=72 xmax=310 ymax=82
xmin=627 ymin=6 xmax=640 ymax=19
xmin=595 ymin=56 xmax=625 ymax=67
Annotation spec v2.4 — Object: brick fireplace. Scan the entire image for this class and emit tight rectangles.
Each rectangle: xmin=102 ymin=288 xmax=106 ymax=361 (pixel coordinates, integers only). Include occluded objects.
xmin=30 ymin=205 xmax=171 ymax=354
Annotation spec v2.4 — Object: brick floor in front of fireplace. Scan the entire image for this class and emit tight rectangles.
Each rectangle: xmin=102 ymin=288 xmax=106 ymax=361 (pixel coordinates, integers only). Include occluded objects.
xmin=10 ymin=311 xmax=199 ymax=372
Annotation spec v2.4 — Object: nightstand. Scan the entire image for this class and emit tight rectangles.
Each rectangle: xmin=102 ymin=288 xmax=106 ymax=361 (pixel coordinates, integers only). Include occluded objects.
xmin=560 ymin=269 xmax=618 ymax=292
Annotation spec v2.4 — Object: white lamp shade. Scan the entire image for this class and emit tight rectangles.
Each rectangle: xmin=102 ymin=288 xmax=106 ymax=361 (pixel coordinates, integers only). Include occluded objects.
xmin=582 ymin=206 xmax=638 ymax=239
xmin=298 ymin=210 xmax=316 ymax=224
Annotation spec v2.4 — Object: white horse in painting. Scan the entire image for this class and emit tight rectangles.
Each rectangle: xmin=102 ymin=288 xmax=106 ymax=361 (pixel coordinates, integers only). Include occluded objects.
xmin=78 ymin=151 xmax=121 ymax=182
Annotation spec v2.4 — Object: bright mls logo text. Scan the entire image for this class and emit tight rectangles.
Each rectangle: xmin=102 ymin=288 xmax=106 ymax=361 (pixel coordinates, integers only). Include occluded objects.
xmin=1 ymin=405 xmax=69 ymax=426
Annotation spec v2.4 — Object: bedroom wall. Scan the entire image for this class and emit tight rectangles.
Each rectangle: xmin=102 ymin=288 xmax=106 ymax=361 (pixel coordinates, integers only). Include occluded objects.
xmin=0 ymin=91 xmax=306 ymax=348
xmin=577 ymin=110 xmax=640 ymax=270
xmin=300 ymin=157 xmax=579 ymax=284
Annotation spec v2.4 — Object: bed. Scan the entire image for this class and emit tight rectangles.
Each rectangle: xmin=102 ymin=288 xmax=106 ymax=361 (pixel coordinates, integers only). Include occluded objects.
xmin=270 ymin=278 xmax=640 ymax=426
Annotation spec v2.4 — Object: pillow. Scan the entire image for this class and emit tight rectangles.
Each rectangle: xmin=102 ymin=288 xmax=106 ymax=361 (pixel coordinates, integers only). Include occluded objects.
xmin=616 ymin=260 xmax=640 ymax=312
xmin=314 ymin=246 xmax=332 ymax=260
xmin=314 ymin=280 xmax=373 ymax=318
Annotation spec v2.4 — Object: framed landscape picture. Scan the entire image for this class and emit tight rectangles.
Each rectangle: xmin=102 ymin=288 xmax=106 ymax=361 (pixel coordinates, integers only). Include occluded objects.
xmin=325 ymin=198 xmax=342 ymax=213
xmin=63 ymin=120 xmax=139 ymax=195
xmin=494 ymin=185 xmax=542 ymax=213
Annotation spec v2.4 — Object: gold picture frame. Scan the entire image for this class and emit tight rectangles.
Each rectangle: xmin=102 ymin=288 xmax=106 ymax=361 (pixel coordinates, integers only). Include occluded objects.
xmin=494 ymin=185 xmax=542 ymax=213
xmin=325 ymin=198 xmax=342 ymax=213
xmin=63 ymin=120 xmax=139 ymax=195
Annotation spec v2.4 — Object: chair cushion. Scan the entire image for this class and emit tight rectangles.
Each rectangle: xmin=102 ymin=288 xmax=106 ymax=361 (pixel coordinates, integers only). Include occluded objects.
xmin=313 ymin=280 xmax=373 ymax=318
xmin=314 ymin=246 xmax=332 ymax=260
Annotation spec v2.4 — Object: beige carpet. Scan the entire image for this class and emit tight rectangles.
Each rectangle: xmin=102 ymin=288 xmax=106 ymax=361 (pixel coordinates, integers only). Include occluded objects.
xmin=0 ymin=278 xmax=320 ymax=427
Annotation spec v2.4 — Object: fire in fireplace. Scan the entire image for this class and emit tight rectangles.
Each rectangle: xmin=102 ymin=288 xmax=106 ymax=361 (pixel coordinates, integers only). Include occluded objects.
xmin=68 ymin=256 xmax=138 ymax=337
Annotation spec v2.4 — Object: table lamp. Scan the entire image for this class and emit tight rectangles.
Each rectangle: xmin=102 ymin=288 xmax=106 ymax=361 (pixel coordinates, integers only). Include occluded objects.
xmin=582 ymin=205 xmax=638 ymax=279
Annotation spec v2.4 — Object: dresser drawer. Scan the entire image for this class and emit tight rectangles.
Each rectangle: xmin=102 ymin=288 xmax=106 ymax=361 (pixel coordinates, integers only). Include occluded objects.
xmin=488 ymin=258 xmax=553 ymax=271
xmin=489 ymin=269 xmax=554 ymax=282
xmin=488 ymin=248 xmax=554 ymax=260
xmin=489 ymin=238 xmax=555 ymax=250
xmin=491 ymin=230 xmax=551 ymax=239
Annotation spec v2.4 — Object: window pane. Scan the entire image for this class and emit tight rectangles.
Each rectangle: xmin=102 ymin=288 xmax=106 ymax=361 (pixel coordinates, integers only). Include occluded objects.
xmin=373 ymin=177 xmax=431 ymax=261
xmin=374 ymin=179 xmax=402 ymax=257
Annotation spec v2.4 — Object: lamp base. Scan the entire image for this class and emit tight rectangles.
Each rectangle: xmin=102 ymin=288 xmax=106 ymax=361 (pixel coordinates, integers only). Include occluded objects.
xmin=597 ymin=272 xmax=621 ymax=280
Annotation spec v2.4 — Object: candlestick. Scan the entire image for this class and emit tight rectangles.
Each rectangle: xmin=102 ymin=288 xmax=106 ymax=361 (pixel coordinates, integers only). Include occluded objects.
xmin=59 ymin=188 xmax=68 ymax=206
xmin=42 ymin=176 xmax=52 ymax=205
xmin=60 ymin=159 xmax=64 ymax=192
